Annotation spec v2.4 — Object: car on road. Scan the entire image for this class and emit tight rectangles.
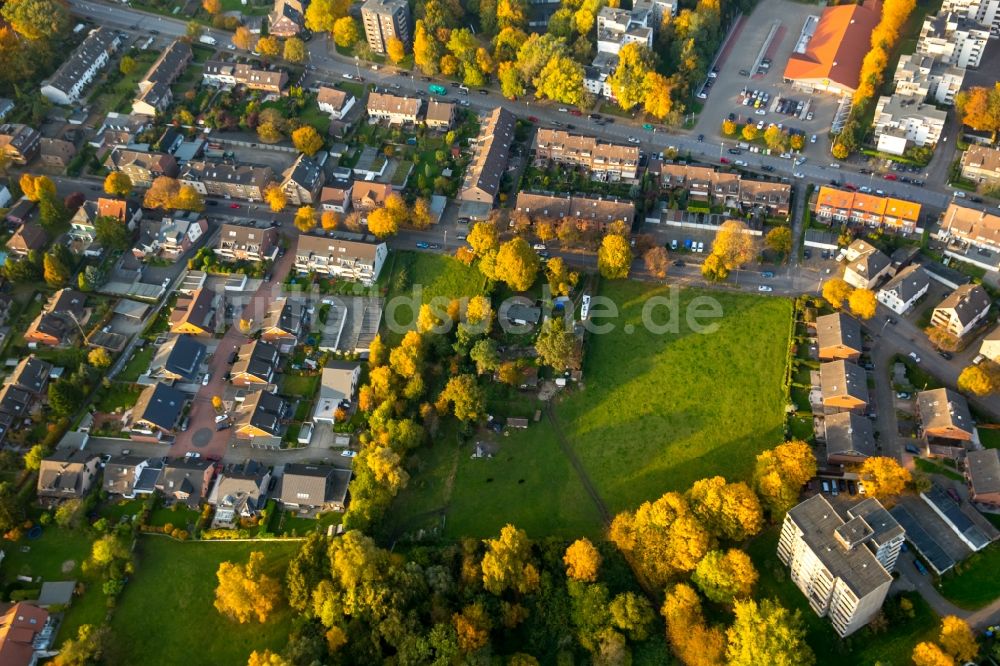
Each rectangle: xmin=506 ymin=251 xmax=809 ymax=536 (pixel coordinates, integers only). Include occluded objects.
xmin=739 ymin=69 xmax=750 ymax=76
xmin=697 ymin=134 xmax=705 ymax=142
xmin=810 ymin=134 xmax=817 ymax=143
xmin=946 ymin=487 xmax=962 ymax=504
xmin=570 ymin=109 xmax=582 ymax=116
xmin=734 ymin=160 xmax=747 ymax=166
xmin=761 ymin=165 xmax=774 ymax=172
xmin=185 ymin=452 xmax=201 ymax=460
xmin=720 ymin=157 xmax=730 ymax=164
xmin=728 ymin=148 xmax=742 ymax=154
xmin=217 ymin=422 xmax=231 ymax=431
xmin=527 ymin=116 xmax=539 ymax=122
xmin=905 ymin=444 xmax=921 ymax=454
xmin=415 ymin=242 xmax=429 ymax=249
xmin=793 ymin=172 xmax=804 ymax=178
xmin=207 ymin=200 xmax=218 ymax=206
xmin=954 ymin=190 xmax=967 ymax=198
xmin=758 ymin=285 xmax=773 ymax=292
xmin=896 ymin=392 xmax=911 ymax=399
xmin=883 ymin=173 xmax=897 ymax=181
xmin=642 ymin=123 xmax=654 ymax=131
xmin=341 ymin=450 xmax=358 ymax=458
xmin=761 ymin=271 xmax=774 ymax=278
xmin=908 ymin=352 xmax=921 ymax=363
xmin=228 ymin=351 xmax=238 ymax=364
xmin=558 ymin=107 xmax=568 ymax=112
xmin=479 ymin=89 xmax=489 ymax=95
xmin=202 ymin=373 xmax=210 ymax=386
xmin=937 ymin=350 xmax=953 ymax=360
xmin=627 ymin=136 xmax=640 ymax=144
xmin=673 ymin=260 xmax=684 ymax=266
xmin=229 ymin=203 xmax=239 ymax=209
xmin=458 ymin=99 xmax=470 ymax=107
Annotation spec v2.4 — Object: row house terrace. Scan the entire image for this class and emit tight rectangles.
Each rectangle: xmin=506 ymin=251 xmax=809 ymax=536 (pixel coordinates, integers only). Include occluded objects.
xmin=813 ymin=187 xmax=922 ymax=233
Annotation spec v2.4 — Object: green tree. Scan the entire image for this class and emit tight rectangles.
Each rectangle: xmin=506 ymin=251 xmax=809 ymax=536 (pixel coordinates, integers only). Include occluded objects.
xmin=764 ymin=226 xmax=792 ymax=257
xmin=24 ymin=444 xmax=44 ymax=471
xmin=95 ymin=215 xmax=129 ymax=251
xmin=534 ymin=55 xmax=585 ymax=106
xmin=48 ymin=377 xmax=84 ymax=416
xmin=1 ymin=0 xmax=70 ymax=40
xmin=535 ymin=316 xmax=579 ymax=370
xmin=52 ymin=625 xmax=110 ymax=666
xmin=283 ymin=37 xmax=308 ymax=63
xmin=726 ymin=598 xmax=815 ymax=666
xmin=469 ymin=338 xmax=500 ymax=375
xmin=482 ymin=524 xmax=540 ymax=595
xmin=692 ymin=549 xmax=759 ymax=604
xmin=43 ymin=250 xmax=70 ymax=287
xmin=435 ymin=374 xmax=485 ymax=422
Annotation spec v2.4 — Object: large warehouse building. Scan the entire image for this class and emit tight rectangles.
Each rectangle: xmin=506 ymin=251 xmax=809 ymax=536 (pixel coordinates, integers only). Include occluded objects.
xmin=783 ymin=1 xmax=882 ymax=96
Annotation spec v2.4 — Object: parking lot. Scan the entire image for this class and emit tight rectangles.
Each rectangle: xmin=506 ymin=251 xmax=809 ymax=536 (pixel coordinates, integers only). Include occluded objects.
xmin=695 ymin=0 xmax=844 ymax=160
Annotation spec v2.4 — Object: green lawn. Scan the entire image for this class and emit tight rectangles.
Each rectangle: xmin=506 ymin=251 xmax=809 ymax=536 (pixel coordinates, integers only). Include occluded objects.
xmin=119 ymin=344 xmax=154 ymax=382
xmin=747 ymin=528 xmax=940 ymax=665
xmin=556 ymin=282 xmax=792 ymax=513
xmin=94 ymin=384 xmax=143 ymax=413
xmin=107 ymin=538 xmax=300 ymax=665
xmin=939 ymin=542 xmax=1000 ymax=609
xmin=280 ymin=373 xmax=320 ymax=398
xmin=979 ymin=428 xmax=1000 ymax=449
xmin=148 ymin=505 xmax=201 ymax=529
xmin=278 ymin=510 xmax=341 ymax=536
xmin=914 ymin=457 xmax=964 ymax=481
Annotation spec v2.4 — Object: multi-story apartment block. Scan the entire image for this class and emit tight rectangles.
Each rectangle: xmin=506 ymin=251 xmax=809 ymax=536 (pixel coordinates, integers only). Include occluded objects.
xmin=514 ymin=191 xmax=636 ymax=225
xmin=873 ymin=94 xmax=946 ymax=155
xmin=778 ymin=495 xmax=904 ymax=637
xmin=960 ymin=145 xmax=1000 ymax=188
xmin=917 ymin=12 xmax=989 ymax=69
xmin=215 ymin=223 xmax=278 ymax=263
xmin=280 ymin=154 xmax=325 ymax=206
xmin=178 ymin=161 xmax=274 ymax=201
xmin=930 ymin=283 xmax=991 ymax=338
xmin=0 ymin=123 xmax=41 ymax=165
xmin=361 ymin=0 xmax=411 ymax=54
xmin=132 ymin=40 xmax=193 ymax=117
xmin=534 ymin=129 xmax=639 ymax=181
xmin=658 ymin=163 xmax=792 ymax=217
xmin=202 ymin=62 xmax=288 ymax=94
xmin=942 ymin=0 xmax=1000 ymax=35
xmin=104 ymin=147 xmax=179 ymax=187
xmin=892 ymin=54 xmax=965 ymax=106
xmin=294 ymin=234 xmax=388 ymax=285
xmin=813 ymin=187 xmax=922 ymax=233
xmin=366 ymin=92 xmax=422 ymax=125
xmin=41 ymin=27 xmax=122 ymax=106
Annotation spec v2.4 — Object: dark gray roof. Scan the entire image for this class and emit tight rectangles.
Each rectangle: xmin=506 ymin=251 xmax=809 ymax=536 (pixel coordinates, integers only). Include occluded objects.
xmin=232 ymin=340 xmax=279 ymax=382
xmin=967 ymin=449 xmax=1000 ymax=496
xmin=262 ymin=298 xmax=302 ymax=336
xmin=133 ymin=382 xmax=186 ymax=430
xmin=888 ymin=504 xmax=955 ymax=574
xmin=43 ymin=27 xmax=119 ymax=97
xmin=935 ymin=283 xmax=991 ymax=328
xmin=7 ymin=355 xmax=52 ymax=394
xmin=923 ymin=485 xmax=991 ymax=551
xmin=820 ymin=360 xmax=869 ymax=404
xmin=155 ymin=334 xmax=206 ymax=382
xmin=824 ymin=411 xmax=876 ymax=460
xmin=879 ymin=264 xmax=929 ymax=303
xmin=815 ymin=312 xmax=862 ymax=354
xmin=283 ymin=154 xmax=323 ymax=190
xmin=917 ymin=387 xmax=974 ymax=438
xmin=156 ymin=458 xmax=212 ymax=504
xmin=280 ymin=463 xmax=351 ymax=506
xmin=103 ymin=454 xmax=153 ymax=494
xmin=238 ymin=390 xmax=288 ymax=436
xmin=0 ymin=384 xmax=33 ymax=418
xmin=846 ymin=240 xmax=891 ymax=282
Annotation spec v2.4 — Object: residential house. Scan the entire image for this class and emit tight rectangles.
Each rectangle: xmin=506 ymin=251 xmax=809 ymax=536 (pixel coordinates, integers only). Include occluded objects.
xmin=5 ymin=355 xmax=51 ymax=396
xmin=24 ymin=289 xmax=88 ymax=347
xmin=814 ymin=187 xmax=922 ymax=233
xmin=131 ymin=382 xmax=187 ymax=441
xmin=279 ymin=463 xmax=352 ymax=512
xmin=366 ymin=92 xmax=422 ymax=125
xmin=0 ymin=384 xmax=32 ymax=444
xmin=156 ymin=458 xmax=214 ymax=507
xmin=89 ymin=111 xmax=148 ymax=152
xmin=3 ymin=198 xmax=34 ymax=227
xmin=350 ymin=180 xmax=393 ymax=213
xmin=874 ymin=265 xmax=929 ymax=315
xmin=0 ymin=602 xmax=52 ymax=666
xmin=534 ymin=128 xmax=640 ymax=181
xmin=0 ymin=123 xmax=41 ymax=165
xmin=319 ymin=180 xmax=353 ymax=213
xmin=105 ymin=147 xmax=179 ymax=187
xmin=514 ymin=191 xmax=636 ymax=225
xmin=843 ymin=239 xmax=892 ymax=289
xmin=506 ymin=304 xmax=542 ymax=326
xmin=966 ymin=448 xmax=1000 ymax=508
xmin=312 ymin=362 xmax=361 ymax=423
xmin=269 ymin=0 xmax=305 ymax=36
xmin=40 ymin=27 xmax=121 ymax=105
xmin=940 ymin=0 xmax=1000 ymax=35
xmin=209 ymin=460 xmax=271 ymax=524
xmin=917 ymin=11 xmax=989 ymax=69
xmin=0 ymin=98 xmax=13 ymax=121
xmin=169 ymin=288 xmax=217 ymax=336
xmin=938 ymin=203 xmax=1000 ymax=270
xmin=819 ymin=360 xmax=869 ymax=413
xmin=979 ymin=325 xmax=1000 ymax=362
xmin=36 ymin=449 xmax=100 ymax=505
xmin=260 ymin=298 xmax=302 ymax=351
xmin=132 ymin=40 xmax=193 ymax=116
xmin=230 ymin=339 xmax=280 ymax=388
xmin=134 ymin=212 xmax=207 ymax=260
xmin=657 ymin=163 xmax=792 ymax=217
xmin=233 ymin=389 xmax=289 ymax=440
xmin=361 ymin=0 xmax=411 ymax=54
xmin=103 ymin=455 xmax=163 ymax=498
xmin=930 ymin=283 xmax=990 ymax=338
xmin=148 ymin=334 xmax=207 ymax=383
xmin=5 ymin=223 xmax=48 ymax=257
xmin=815 ymin=312 xmax=863 ymax=361
xmin=917 ymin=387 xmax=976 ymax=455
xmin=778 ymin=495 xmax=904 ymax=637
xmin=424 ymin=99 xmax=455 ymax=130
xmin=317 ymin=87 xmax=356 ymax=120
xmin=294 ymin=233 xmax=388 ymax=285
xmin=460 ymin=107 xmax=516 ymax=210
xmin=214 ymin=223 xmax=278 ymax=263
xmin=873 ymin=94 xmax=946 ymax=156
xmin=892 ymin=54 xmax=965 ymax=106
xmin=281 ymin=153 xmax=325 ymax=205
xmin=960 ymin=144 xmax=1000 ymax=188
xmin=179 ymin=160 xmax=274 ymax=201
xmin=38 ymin=138 xmax=77 ymax=170
xmin=824 ymin=411 xmax=876 ymax=466
xmin=202 ymin=62 xmax=289 ymax=94
xmin=70 ymin=197 xmax=142 ymax=245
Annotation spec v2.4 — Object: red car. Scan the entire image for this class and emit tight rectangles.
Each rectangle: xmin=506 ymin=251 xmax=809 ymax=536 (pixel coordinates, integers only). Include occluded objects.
xmin=883 ymin=173 xmax=897 ymax=181
xmin=843 ymin=183 xmax=858 ymax=191
xmin=229 ymin=203 xmax=240 ymax=209
xmin=720 ymin=157 xmax=730 ymax=164
xmin=527 ymin=116 xmax=539 ymax=122
xmin=569 ymin=109 xmax=582 ymax=116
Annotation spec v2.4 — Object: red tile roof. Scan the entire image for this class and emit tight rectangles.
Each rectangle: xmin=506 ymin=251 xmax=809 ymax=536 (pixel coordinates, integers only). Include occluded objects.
xmin=783 ymin=2 xmax=881 ymax=93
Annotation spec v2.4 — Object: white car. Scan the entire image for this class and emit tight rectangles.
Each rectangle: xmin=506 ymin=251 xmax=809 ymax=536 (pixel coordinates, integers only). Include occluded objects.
xmin=202 ymin=373 xmax=210 ymax=386
xmin=184 ymin=452 xmax=201 ymax=459
xmin=755 ymin=109 xmax=766 ymax=116
xmin=909 ymin=352 xmax=921 ymax=363
xmin=810 ymin=134 xmax=817 ymax=143
xmin=734 ymin=160 xmax=747 ymax=166
xmin=758 ymin=285 xmax=773 ymax=292
xmin=696 ymin=241 xmax=704 ymax=253
xmin=341 ymin=450 xmax=358 ymax=458
xmin=793 ymin=172 xmax=805 ymax=179
xmin=954 ymin=191 xmax=967 ymax=198
xmin=215 ymin=414 xmax=228 ymax=423
xmin=627 ymin=136 xmax=640 ymax=144
xmin=558 ymin=107 xmax=568 ymax=112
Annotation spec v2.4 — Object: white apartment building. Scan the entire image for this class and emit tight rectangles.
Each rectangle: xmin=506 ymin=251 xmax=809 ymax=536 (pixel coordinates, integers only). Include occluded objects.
xmin=294 ymin=234 xmax=388 ymax=285
xmin=588 ymin=5 xmax=654 ymax=99
xmin=917 ymin=12 xmax=990 ymax=69
xmin=41 ymin=27 xmax=122 ymax=106
xmin=892 ymin=54 xmax=966 ymax=106
xmin=778 ymin=495 xmax=905 ymax=638
xmin=942 ymin=0 xmax=1000 ymax=35
xmin=873 ymin=94 xmax=947 ymax=155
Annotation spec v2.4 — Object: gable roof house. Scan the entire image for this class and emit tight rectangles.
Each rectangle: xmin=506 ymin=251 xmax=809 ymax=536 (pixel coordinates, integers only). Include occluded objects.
xmin=966 ymin=448 xmax=1000 ymax=508
xmin=366 ymin=92 xmax=422 ymax=125
xmin=103 ymin=455 xmax=163 ymax=498
xmin=6 ymin=355 xmax=52 ymax=396
xmin=0 ymin=602 xmax=52 ymax=666
xmin=279 ymin=463 xmax=352 ymax=512
xmin=980 ymin=325 xmax=1000 ymax=363
xmin=0 ymin=123 xmax=41 ymax=165
xmin=312 ymin=362 xmax=362 ymax=423
xmin=234 ymin=389 xmax=290 ymax=440
xmin=209 ymin=460 xmax=272 ymax=524
xmin=202 ymin=61 xmax=289 ymax=94
xmin=179 ymin=160 xmax=274 ymax=202
xmin=534 ymin=128 xmax=640 ymax=181
xmin=460 ymin=107 xmax=516 ymax=213
xmin=281 ymin=153 xmax=325 ymax=205
xmin=38 ymin=138 xmax=77 ymax=170
xmin=37 ymin=449 xmax=100 ymax=505
xmin=425 ymin=99 xmax=456 ymax=130
xmin=824 ymin=411 xmax=876 ymax=466
xmin=131 ymin=382 xmax=187 ymax=441
xmin=0 ymin=384 xmax=32 ymax=444
xmin=960 ymin=144 xmax=1000 ymax=187
xmin=814 ymin=312 xmax=863 ymax=361
xmin=89 ymin=111 xmax=149 ymax=151
xmin=105 ymin=147 xmax=179 ymax=187
xmin=169 ymin=288 xmax=217 ymax=336
xmin=938 ymin=203 xmax=1000 ymax=270
xmin=41 ymin=27 xmax=122 ymax=106
xmin=317 ymin=86 xmax=356 ymax=120
xmin=294 ymin=234 xmax=388 ymax=285
xmin=843 ymin=239 xmax=891 ymax=289
xmin=71 ymin=197 xmax=142 ymax=246
xmin=134 ymin=212 xmax=208 ymax=260
xmin=149 ymin=334 xmax=207 ymax=383
xmin=917 ymin=387 xmax=975 ymax=455
xmin=877 ymin=264 xmax=930 ymax=315
xmin=24 ymin=289 xmax=88 ymax=347
xmin=132 ymin=39 xmax=193 ymax=116
xmin=260 ymin=298 xmax=302 ymax=351
xmin=269 ymin=0 xmax=305 ymax=37
xmin=215 ymin=223 xmax=278 ymax=263
xmin=156 ymin=458 xmax=214 ymax=507
xmin=5 ymin=223 xmax=48 ymax=257
xmin=930 ymin=283 xmax=990 ymax=338
xmin=514 ymin=191 xmax=636 ymax=226
xmin=350 ymin=180 xmax=393 ymax=213
xmin=319 ymin=180 xmax=354 ymax=213
xmin=230 ymin=339 xmax=280 ymax=387
xmin=820 ymin=360 xmax=869 ymax=414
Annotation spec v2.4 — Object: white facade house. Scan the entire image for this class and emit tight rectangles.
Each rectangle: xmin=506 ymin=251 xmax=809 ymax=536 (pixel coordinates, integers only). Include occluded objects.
xmin=917 ymin=12 xmax=990 ymax=69
xmin=41 ymin=28 xmax=122 ymax=106
xmin=942 ymin=0 xmax=1000 ymax=35
xmin=892 ymin=54 xmax=965 ymax=106
xmin=844 ymin=240 xmax=892 ymax=289
xmin=873 ymin=94 xmax=946 ymax=156
xmin=877 ymin=264 xmax=930 ymax=314
xmin=294 ymin=234 xmax=388 ymax=285
xmin=931 ymin=283 xmax=991 ymax=338
xmin=588 ymin=5 xmax=655 ymax=99
xmin=312 ymin=363 xmax=361 ymax=423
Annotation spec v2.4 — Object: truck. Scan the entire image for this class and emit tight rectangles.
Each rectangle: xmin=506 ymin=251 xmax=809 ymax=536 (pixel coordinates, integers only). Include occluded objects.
xmin=428 ymin=84 xmax=447 ymax=96
xmin=199 ymin=34 xmax=217 ymax=45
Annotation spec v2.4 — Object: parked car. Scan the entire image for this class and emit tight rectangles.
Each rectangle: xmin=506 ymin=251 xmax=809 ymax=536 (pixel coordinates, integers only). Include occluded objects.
xmin=908 ymin=352 xmax=921 ymax=363
xmin=946 ymin=487 xmax=962 ymax=504
xmin=341 ymin=450 xmax=357 ymax=458
xmin=937 ymin=350 xmax=953 ymax=360
xmin=896 ymin=392 xmax=911 ymax=399
xmin=627 ymin=136 xmax=640 ymax=144
xmin=758 ymin=285 xmax=773 ymax=292
xmin=202 ymin=373 xmax=210 ymax=386
xmin=229 ymin=203 xmax=240 ymax=209
xmin=905 ymin=444 xmax=921 ymax=454
xmin=761 ymin=271 xmax=774 ymax=278
xmin=416 ymin=242 xmax=430 ymax=249
xmin=913 ymin=558 xmax=928 ymax=576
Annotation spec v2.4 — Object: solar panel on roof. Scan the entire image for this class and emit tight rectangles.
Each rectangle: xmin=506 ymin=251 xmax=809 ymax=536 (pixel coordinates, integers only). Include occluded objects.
xmin=888 ymin=505 xmax=955 ymax=574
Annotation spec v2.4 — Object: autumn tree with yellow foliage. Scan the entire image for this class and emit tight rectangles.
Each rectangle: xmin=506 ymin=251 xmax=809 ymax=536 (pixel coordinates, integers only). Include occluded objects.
xmin=822 ymin=277 xmax=854 ymax=309
xmin=753 ymin=440 xmax=817 ymax=517
xmin=859 ymin=456 xmax=911 ymax=503
xmin=214 ymin=551 xmax=281 ymax=623
xmin=958 ymin=362 xmax=1000 ymax=397
xmin=482 ymin=524 xmax=540 ymax=595
xmin=691 ymin=549 xmax=758 ymax=604
xmin=848 ymin=287 xmax=877 ymax=320
xmin=564 ymin=538 xmax=602 ymax=582
xmin=939 ymin=615 xmax=978 ymax=662
xmin=494 ymin=237 xmax=541 ymax=291
xmin=686 ymin=476 xmax=763 ymax=542
xmin=661 ymin=583 xmax=727 ymax=666
xmin=912 ymin=642 xmax=956 ymax=666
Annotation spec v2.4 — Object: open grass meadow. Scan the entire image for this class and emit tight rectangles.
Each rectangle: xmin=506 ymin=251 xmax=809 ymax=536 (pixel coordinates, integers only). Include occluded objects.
xmin=939 ymin=542 xmax=1000 ymax=609
xmin=556 ymin=282 xmax=792 ymax=513
xmin=107 ymin=538 xmax=300 ymax=665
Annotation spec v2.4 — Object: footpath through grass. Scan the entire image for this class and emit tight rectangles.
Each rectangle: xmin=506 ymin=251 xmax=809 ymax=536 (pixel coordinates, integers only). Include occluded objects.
xmin=107 ymin=538 xmax=300 ymax=665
